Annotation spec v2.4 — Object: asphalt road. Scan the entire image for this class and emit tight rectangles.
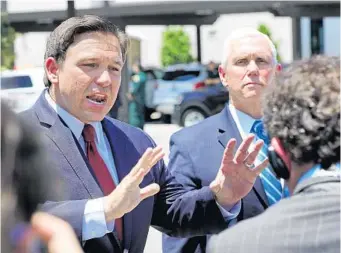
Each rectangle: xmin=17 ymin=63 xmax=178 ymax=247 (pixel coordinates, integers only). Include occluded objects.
xmin=143 ymin=123 xmax=182 ymax=253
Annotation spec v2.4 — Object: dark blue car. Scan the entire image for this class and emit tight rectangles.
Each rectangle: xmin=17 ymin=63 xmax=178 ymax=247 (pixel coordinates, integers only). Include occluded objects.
xmin=172 ymin=83 xmax=229 ymax=127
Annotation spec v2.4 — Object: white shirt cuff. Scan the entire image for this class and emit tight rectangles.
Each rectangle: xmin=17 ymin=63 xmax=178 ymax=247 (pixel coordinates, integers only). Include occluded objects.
xmin=82 ymin=198 xmax=115 ymax=242
xmin=216 ymin=200 xmax=241 ymax=222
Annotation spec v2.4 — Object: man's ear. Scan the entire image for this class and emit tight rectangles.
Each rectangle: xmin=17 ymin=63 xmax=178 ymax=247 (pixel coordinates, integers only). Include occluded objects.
xmin=218 ymin=65 xmax=228 ymax=88
xmin=271 ymin=137 xmax=291 ymax=172
xmin=45 ymin=57 xmax=59 ymax=85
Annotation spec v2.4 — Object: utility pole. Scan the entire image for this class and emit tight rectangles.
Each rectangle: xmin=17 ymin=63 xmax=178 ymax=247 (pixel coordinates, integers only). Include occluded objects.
xmin=67 ymin=1 xmax=76 ymax=18
xmin=1 ymin=0 xmax=8 ymax=12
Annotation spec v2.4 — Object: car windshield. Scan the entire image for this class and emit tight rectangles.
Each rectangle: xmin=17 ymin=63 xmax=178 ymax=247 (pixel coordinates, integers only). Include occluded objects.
xmin=153 ymin=69 xmax=164 ymax=79
xmin=1 ymin=76 xmax=33 ymax=90
xmin=162 ymin=70 xmax=200 ymax=81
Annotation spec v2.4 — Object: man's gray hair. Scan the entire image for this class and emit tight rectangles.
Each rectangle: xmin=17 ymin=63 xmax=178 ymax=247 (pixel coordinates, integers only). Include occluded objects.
xmin=221 ymin=27 xmax=278 ymax=68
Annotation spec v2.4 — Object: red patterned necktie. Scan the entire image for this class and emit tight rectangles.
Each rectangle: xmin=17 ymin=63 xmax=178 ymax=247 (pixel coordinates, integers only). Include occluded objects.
xmin=82 ymin=124 xmax=123 ymax=242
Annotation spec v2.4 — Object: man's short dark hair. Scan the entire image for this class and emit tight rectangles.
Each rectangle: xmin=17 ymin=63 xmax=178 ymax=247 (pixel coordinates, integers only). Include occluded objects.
xmin=262 ymin=55 xmax=340 ymax=169
xmin=43 ymin=15 xmax=129 ymax=87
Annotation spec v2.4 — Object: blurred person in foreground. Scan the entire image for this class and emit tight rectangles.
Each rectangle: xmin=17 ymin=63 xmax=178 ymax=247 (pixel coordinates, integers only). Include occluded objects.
xmin=127 ymin=62 xmax=147 ymax=129
xmin=1 ymin=102 xmax=83 ymax=253
xmin=163 ymin=27 xmax=282 ymax=253
xmin=19 ymin=15 xmax=268 ymax=253
xmin=208 ymin=55 xmax=340 ymax=253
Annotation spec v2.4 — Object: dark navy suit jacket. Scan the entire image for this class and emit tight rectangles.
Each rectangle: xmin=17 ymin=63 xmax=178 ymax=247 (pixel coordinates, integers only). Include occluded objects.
xmin=19 ymin=92 xmax=233 ymax=253
xmin=162 ymin=106 xmax=269 ymax=253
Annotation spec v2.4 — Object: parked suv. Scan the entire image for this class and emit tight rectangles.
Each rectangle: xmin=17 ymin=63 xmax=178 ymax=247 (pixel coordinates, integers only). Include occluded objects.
xmin=1 ymin=68 xmax=45 ymax=113
xmin=152 ymin=63 xmax=207 ymax=120
xmin=172 ymin=83 xmax=229 ymax=127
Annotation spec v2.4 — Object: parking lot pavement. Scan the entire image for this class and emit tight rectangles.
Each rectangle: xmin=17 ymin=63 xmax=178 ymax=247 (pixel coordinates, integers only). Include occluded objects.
xmin=143 ymin=123 xmax=182 ymax=253
xmin=144 ymin=123 xmax=182 ymax=164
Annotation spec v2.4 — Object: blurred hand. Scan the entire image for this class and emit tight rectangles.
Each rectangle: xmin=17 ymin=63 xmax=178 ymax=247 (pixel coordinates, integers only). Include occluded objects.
xmin=31 ymin=212 xmax=83 ymax=253
xmin=104 ymin=146 xmax=165 ymax=221
xmin=210 ymin=134 xmax=269 ymax=206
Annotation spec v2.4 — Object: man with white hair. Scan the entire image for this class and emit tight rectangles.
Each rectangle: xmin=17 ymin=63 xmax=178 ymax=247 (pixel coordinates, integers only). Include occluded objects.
xmin=207 ymin=55 xmax=340 ymax=253
xmin=163 ymin=27 xmax=282 ymax=253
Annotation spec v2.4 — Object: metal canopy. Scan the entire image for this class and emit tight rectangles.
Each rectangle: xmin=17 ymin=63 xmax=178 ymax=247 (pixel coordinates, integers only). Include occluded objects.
xmin=7 ymin=1 xmax=340 ymax=32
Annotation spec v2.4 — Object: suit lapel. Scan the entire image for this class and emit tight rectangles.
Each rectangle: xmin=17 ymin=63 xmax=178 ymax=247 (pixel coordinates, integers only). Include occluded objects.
xmin=216 ymin=107 xmax=269 ymax=208
xmin=34 ymin=92 xmax=103 ymax=199
xmin=102 ymin=118 xmax=139 ymax=251
xmin=216 ymin=106 xmax=243 ymax=153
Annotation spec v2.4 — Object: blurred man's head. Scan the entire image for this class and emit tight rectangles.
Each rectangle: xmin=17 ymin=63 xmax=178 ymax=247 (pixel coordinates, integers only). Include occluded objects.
xmin=218 ymin=28 xmax=281 ymax=118
xmin=262 ymin=55 xmax=340 ymax=192
xmin=132 ymin=61 xmax=143 ymax=74
xmin=43 ymin=15 xmax=129 ymax=123
xmin=207 ymin=61 xmax=216 ymax=71
xmin=1 ymin=102 xmax=62 ymax=252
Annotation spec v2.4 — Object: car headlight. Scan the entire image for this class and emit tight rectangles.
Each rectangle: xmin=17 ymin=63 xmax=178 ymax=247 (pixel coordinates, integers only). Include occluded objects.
xmin=175 ymin=94 xmax=184 ymax=105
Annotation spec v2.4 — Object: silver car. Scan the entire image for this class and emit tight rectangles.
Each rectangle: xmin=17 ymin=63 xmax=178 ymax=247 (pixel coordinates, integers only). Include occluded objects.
xmin=1 ymin=68 xmax=45 ymax=113
xmin=144 ymin=68 xmax=163 ymax=111
xmin=152 ymin=63 xmax=208 ymax=118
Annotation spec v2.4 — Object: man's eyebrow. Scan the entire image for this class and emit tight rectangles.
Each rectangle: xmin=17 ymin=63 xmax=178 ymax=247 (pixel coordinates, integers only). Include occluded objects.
xmin=232 ymin=55 xmax=249 ymax=61
xmin=113 ymin=58 xmax=123 ymax=66
xmin=255 ymin=54 xmax=271 ymax=58
xmin=79 ymin=56 xmax=123 ymax=66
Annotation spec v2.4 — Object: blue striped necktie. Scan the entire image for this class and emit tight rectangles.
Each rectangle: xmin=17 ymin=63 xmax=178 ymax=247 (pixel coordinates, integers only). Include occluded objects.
xmin=251 ymin=120 xmax=282 ymax=206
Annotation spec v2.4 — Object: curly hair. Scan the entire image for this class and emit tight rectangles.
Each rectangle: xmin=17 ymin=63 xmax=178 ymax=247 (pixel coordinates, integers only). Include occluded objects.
xmin=262 ymin=55 xmax=340 ymax=169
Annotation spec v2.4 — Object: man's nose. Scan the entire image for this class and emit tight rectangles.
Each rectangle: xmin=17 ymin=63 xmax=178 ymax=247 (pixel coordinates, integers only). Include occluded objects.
xmin=96 ymin=70 xmax=111 ymax=87
xmin=246 ymin=61 xmax=259 ymax=76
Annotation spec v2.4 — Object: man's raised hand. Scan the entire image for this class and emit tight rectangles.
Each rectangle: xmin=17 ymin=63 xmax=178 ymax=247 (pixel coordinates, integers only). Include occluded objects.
xmin=104 ymin=146 xmax=165 ymax=221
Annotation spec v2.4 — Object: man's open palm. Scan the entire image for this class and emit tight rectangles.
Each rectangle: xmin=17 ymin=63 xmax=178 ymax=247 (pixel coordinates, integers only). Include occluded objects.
xmin=210 ymin=134 xmax=269 ymax=206
xmin=104 ymin=146 xmax=165 ymax=221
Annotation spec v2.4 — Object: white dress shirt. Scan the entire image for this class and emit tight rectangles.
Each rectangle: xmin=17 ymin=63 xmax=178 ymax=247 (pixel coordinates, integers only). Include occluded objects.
xmin=45 ymin=91 xmax=116 ymax=241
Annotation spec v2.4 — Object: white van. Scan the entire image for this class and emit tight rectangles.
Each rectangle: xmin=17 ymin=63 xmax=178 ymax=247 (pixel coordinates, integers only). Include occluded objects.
xmin=1 ymin=68 xmax=46 ymax=113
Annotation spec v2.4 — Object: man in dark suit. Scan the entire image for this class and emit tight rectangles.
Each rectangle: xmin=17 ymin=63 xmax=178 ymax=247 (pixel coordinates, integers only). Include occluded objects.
xmin=19 ymin=16 xmax=268 ymax=253
xmin=208 ymin=56 xmax=340 ymax=253
xmin=163 ymin=28 xmax=283 ymax=252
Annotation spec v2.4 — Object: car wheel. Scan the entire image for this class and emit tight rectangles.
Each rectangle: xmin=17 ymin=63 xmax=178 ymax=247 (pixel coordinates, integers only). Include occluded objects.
xmin=144 ymin=107 xmax=155 ymax=122
xmin=181 ymin=108 xmax=207 ymax=127
xmin=161 ymin=114 xmax=172 ymax=124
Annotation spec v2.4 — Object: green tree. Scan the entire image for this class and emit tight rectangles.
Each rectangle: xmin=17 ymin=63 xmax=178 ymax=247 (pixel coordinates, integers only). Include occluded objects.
xmin=1 ymin=13 xmax=17 ymax=70
xmin=161 ymin=26 xmax=193 ymax=67
xmin=257 ymin=24 xmax=282 ymax=63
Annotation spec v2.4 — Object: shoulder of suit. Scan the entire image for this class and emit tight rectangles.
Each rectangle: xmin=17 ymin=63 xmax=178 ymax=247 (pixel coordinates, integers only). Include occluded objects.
xmin=18 ymin=107 xmax=38 ymax=124
xmin=105 ymin=116 xmax=153 ymax=142
xmin=294 ymin=175 xmax=340 ymax=195
xmin=19 ymin=106 xmax=35 ymax=116
xmin=105 ymin=116 xmax=142 ymax=133
xmin=171 ymin=112 xmax=224 ymax=143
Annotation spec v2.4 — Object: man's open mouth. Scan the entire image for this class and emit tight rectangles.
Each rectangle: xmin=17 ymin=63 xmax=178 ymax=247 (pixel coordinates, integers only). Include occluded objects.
xmin=86 ymin=94 xmax=107 ymax=105
xmin=243 ymin=82 xmax=262 ymax=87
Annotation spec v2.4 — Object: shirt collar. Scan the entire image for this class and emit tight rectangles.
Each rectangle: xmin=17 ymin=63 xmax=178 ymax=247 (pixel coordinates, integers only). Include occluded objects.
xmin=228 ymin=103 xmax=259 ymax=136
xmin=45 ymin=90 xmax=102 ymax=143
